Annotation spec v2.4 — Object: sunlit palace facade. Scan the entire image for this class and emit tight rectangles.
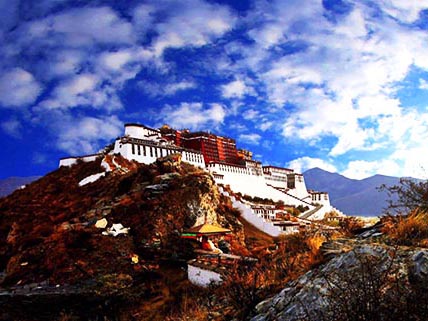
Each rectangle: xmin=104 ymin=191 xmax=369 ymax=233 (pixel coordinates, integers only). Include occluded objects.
xmin=59 ymin=123 xmax=335 ymax=218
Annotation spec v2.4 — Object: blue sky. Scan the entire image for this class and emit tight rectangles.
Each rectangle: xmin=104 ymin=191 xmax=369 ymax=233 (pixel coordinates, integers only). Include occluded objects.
xmin=1 ymin=0 xmax=428 ymax=180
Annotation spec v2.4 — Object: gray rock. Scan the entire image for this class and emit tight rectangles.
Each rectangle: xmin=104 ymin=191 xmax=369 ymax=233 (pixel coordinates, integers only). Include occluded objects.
xmin=250 ymin=245 xmax=422 ymax=321
xmin=409 ymin=250 xmax=428 ymax=288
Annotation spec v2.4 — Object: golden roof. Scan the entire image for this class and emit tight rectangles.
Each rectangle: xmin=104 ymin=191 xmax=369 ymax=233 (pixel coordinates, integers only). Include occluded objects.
xmin=184 ymin=223 xmax=231 ymax=235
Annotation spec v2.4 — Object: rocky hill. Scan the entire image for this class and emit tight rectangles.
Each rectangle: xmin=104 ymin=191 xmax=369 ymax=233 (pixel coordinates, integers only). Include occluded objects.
xmin=304 ymin=168 xmax=400 ymax=216
xmin=0 ymin=154 xmax=246 ymax=319
xmin=4 ymin=158 xmax=426 ymax=321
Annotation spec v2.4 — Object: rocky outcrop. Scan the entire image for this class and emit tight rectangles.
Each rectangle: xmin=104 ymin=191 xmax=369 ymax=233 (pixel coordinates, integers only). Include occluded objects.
xmin=251 ymin=244 xmax=428 ymax=321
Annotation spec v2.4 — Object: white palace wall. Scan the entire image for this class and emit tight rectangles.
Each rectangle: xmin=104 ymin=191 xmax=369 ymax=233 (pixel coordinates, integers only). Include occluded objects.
xmin=208 ymin=163 xmax=316 ymax=208
xmin=113 ymin=139 xmax=205 ymax=168
xmin=124 ymin=124 xmax=160 ymax=140
xmin=286 ymin=176 xmax=312 ymax=202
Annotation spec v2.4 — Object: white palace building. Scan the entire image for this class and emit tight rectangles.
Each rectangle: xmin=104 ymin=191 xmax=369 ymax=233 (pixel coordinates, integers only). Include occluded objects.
xmin=60 ymin=123 xmax=344 ymax=224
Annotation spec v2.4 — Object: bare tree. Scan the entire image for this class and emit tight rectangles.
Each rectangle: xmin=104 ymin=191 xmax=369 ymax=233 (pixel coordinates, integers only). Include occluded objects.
xmin=379 ymin=177 xmax=428 ymax=214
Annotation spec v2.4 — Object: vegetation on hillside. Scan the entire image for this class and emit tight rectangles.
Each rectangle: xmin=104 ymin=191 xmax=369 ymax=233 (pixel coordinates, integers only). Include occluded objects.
xmin=162 ymin=230 xmax=328 ymax=321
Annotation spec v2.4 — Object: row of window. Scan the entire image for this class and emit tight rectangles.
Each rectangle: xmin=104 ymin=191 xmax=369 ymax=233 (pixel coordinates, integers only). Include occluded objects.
xmin=183 ymin=152 xmax=204 ymax=164
xmin=312 ymin=194 xmax=329 ymax=201
xmin=249 ymin=169 xmax=263 ymax=176
xmin=130 ymin=143 xmax=205 ymax=164
xmin=253 ymin=208 xmax=274 ymax=214
xmin=131 ymin=143 xmax=179 ymax=158
xmin=217 ymin=164 xmax=249 ymax=174
xmin=265 ymin=175 xmax=287 ymax=182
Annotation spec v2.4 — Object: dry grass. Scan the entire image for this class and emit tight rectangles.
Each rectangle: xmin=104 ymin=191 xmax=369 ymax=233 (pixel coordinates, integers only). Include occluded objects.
xmin=383 ymin=209 xmax=428 ymax=246
xmin=306 ymin=233 xmax=326 ymax=254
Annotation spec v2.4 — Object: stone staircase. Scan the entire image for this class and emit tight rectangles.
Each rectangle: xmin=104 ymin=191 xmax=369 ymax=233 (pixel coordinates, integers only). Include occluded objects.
xmin=220 ymin=188 xmax=283 ymax=237
xmin=299 ymin=204 xmax=324 ymax=219
xmin=267 ymin=184 xmax=314 ymax=207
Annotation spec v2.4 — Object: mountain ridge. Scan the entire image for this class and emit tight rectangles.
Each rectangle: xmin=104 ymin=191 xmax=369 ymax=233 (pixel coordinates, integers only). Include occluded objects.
xmin=0 ymin=176 xmax=41 ymax=197
xmin=303 ymin=167 xmax=400 ymax=216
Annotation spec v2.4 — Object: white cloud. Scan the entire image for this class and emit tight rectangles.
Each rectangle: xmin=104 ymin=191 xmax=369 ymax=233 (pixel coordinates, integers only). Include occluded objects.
xmin=419 ymin=79 xmax=428 ymax=90
xmin=32 ymin=6 xmax=135 ymax=47
xmin=39 ymin=74 xmax=99 ymax=109
xmin=6 ymin=5 xmax=150 ymax=113
xmin=64 ymin=74 xmax=98 ymax=94
xmin=47 ymin=50 xmax=83 ymax=77
xmin=165 ymin=81 xmax=195 ymax=94
xmin=329 ymin=124 xmax=373 ymax=157
xmin=281 ymin=92 xmax=372 ymax=156
xmin=151 ymin=0 xmax=236 ymax=56
xmin=57 ymin=115 xmax=122 ymax=154
xmin=380 ymin=0 xmax=428 ymax=23
xmin=0 ymin=68 xmax=42 ymax=108
xmin=3 ymin=0 xmax=428 ymax=180
xmin=1 ymin=119 xmax=22 ymax=138
xmin=160 ymin=102 xmax=226 ymax=130
xmin=140 ymin=80 xmax=196 ymax=97
xmin=356 ymin=94 xmax=401 ymax=118
xmin=221 ymin=79 xmax=253 ymax=99
xmin=132 ymin=4 xmax=156 ymax=36
xmin=242 ymin=109 xmax=259 ymax=120
xmin=287 ymin=157 xmax=337 ymax=174
xmin=258 ymin=121 xmax=273 ymax=131
xmin=391 ymin=145 xmax=428 ymax=179
xmin=239 ymin=133 xmax=261 ymax=145
xmin=100 ymin=50 xmax=133 ymax=71
xmin=342 ymin=159 xmax=401 ymax=179
xmin=244 ymin=0 xmax=428 ymax=162
xmin=248 ymin=23 xmax=286 ymax=48
xmin=335 ymin=6 xmax=367 ymax=38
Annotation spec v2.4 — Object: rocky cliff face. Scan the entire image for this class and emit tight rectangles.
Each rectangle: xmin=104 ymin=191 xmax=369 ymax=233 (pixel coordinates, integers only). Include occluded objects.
xmin=251 ymin=242 xmax=428 ymax=321
xmin=0 ymin=155 xmax=244 ymax=287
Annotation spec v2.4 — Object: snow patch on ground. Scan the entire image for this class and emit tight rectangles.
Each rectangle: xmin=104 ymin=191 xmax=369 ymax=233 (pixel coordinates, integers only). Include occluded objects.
xmin=78 ymin=172 xmax=106 ymax=186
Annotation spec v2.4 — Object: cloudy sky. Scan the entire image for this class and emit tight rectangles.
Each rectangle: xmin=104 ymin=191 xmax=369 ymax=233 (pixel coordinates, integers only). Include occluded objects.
xmin=1 ymin=0 xmax=428 ymax=180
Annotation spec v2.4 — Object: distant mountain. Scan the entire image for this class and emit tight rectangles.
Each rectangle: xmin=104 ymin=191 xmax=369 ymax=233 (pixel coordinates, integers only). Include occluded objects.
xmin=303 ymin=168 xmax=401 ymax=216
xmin=0 ymin=176 xmax=40 ymax=197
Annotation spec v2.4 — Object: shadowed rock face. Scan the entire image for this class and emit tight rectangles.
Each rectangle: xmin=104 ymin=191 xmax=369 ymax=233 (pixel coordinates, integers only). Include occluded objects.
xmin=0 ymin=155 xmax=244 ymax=287
xmin=251 ymin=244 xmax=428 ymax=321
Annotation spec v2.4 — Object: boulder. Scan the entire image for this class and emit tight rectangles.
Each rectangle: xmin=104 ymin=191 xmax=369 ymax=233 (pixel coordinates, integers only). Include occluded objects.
xmin=251 ymin=245 xmax=428 ymax=321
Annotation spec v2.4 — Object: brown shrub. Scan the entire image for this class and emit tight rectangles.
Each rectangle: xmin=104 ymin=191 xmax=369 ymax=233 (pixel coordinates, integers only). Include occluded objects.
xmin=339 ymin=217 xmax=365 ymax=236
xmin=383 ymin=210 xmax=428 ymax=246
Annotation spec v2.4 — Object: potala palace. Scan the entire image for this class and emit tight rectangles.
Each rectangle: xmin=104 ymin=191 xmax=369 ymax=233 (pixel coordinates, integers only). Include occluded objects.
xmin=60 ymin=123 xmax=344 ymax=236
